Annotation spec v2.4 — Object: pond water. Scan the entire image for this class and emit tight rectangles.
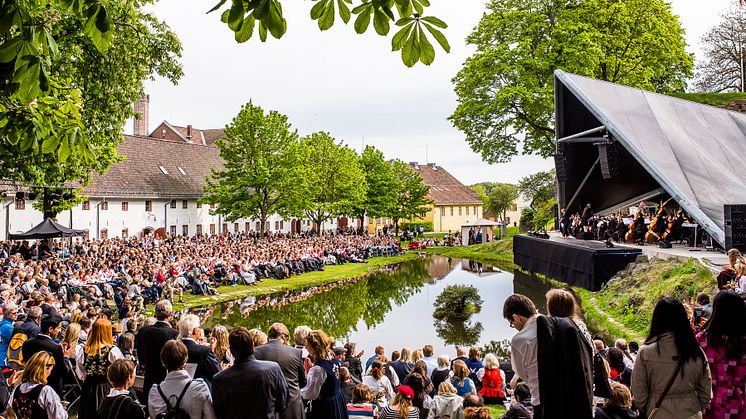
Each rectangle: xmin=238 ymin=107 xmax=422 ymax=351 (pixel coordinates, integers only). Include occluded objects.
xmin=191 ymin=255 xmax=553 ymax=357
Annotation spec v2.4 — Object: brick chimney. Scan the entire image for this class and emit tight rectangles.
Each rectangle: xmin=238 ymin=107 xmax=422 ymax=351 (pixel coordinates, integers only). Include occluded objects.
xmin=133 ymin=94 xmax=150 ymax=136
xmin=186 ymin=124 xmax=193 ymax=141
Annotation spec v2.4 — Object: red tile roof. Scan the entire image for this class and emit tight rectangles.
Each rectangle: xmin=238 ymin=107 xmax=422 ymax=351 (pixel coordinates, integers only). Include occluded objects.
xmin=414 ymin=164 xmax=483 ymax=205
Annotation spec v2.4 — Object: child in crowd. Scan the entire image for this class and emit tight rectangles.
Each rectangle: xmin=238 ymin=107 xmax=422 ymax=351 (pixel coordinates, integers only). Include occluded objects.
xmin=501 ymin=383 xmax=533 ymax=419
xmin=347 ymin=384 xmax=379 ymax=419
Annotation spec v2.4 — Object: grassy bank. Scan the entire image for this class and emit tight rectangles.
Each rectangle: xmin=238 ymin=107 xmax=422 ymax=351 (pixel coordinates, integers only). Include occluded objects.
xmin=424 ymin=226 xmax=519 ymax=270
xmin=166 ymin=253 xmax=417 ymax=312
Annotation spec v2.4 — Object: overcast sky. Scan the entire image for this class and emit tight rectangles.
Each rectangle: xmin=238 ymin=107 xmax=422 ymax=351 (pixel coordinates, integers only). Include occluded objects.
xmin=136 ymin=0 xmax=734 ymax=185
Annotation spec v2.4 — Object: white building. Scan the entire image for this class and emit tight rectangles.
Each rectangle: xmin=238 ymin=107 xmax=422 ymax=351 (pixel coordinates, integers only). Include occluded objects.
xmin=1 ymin=96 xmax=349 ymax=239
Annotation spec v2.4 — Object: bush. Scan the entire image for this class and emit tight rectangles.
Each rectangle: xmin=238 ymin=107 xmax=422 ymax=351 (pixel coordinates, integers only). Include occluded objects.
xmin=433 ymin=285 xmax=483 ymax=321
xmin=400 ymin=221 xmax=433 ymax=232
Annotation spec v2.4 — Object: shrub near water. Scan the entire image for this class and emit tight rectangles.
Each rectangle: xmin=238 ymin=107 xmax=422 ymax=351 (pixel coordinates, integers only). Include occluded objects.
xmin=433 ymin=285 xmax=483 ymax=320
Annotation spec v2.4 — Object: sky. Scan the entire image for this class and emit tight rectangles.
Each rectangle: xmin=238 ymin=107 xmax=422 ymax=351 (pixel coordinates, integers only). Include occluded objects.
xmin=136 ymin=0 xmax=734 ymax=185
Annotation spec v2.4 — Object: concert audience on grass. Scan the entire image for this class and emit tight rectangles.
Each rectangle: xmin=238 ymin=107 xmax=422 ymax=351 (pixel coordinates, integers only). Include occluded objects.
xmin=0 ymin=230 xmax=742 ymax=418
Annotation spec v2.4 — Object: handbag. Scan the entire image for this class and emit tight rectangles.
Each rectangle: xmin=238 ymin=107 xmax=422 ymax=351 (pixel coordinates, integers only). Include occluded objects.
xmin=647 ymin=362 xmax=683 ymax=419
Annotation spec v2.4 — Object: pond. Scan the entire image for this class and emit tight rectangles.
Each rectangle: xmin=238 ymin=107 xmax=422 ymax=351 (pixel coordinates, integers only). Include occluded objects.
xmin=191 ymin=255 xmax=553 ymax=357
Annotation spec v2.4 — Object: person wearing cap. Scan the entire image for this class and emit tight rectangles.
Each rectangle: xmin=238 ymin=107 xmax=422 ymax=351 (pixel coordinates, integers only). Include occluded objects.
xmin=379 ymin=385 xmax=419 ymax=419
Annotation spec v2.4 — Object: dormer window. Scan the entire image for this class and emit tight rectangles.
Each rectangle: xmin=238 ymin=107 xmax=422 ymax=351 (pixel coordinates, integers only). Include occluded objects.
xmin=177 ymin=167 xmax=186 ymax=175
xmin=159 ymin=165 xmax=169 ymax=175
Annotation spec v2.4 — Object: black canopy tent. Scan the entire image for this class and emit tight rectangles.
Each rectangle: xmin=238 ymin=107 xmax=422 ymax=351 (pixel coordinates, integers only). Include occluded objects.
xmin=8 ymin=218 xmax=84 ymax=240
xmin=554 ymin=70 xmax=746 ymax=247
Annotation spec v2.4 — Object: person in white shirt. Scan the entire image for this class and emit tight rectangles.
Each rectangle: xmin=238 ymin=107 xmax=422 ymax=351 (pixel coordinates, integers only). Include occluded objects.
xmin=503 ymin=293 xmax=541 ymax=416
xmin=9 ymin=351 xmax=67 ymax=419
xmin=421 ymin=344 xmax=439 ymax=377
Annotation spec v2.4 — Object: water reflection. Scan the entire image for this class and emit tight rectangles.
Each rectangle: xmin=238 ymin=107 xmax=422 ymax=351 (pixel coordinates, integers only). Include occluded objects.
xmin=192 ymin=256 xmax=553 ymax=356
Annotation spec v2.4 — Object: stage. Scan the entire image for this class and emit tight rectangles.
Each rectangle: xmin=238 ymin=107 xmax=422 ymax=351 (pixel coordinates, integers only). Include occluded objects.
xmin=513 ymin=235 xmax=642 ymax=291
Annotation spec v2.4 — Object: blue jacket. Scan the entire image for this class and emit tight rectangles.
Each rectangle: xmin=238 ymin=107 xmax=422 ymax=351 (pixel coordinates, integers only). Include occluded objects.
xmin=0 ymin=317 xmax=14 ymax=365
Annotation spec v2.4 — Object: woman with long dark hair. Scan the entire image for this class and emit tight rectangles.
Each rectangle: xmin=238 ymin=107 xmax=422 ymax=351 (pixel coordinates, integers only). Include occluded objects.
xmin=696 ymin=291 xmax=746 ymax=419
xmin=631 ymin=297 xmax=712 ymax=418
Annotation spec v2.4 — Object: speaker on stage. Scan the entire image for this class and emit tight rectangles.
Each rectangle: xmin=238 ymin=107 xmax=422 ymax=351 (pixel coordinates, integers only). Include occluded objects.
xmin=598 ymin=141 xmax=621 ymax=180
xmin=658 ymin=240 xmax=672 ymax=249
xmin=554 ymin=153 xmax=568 ymax=182
xmin=725 ymin=204 xmax=746 ymax=251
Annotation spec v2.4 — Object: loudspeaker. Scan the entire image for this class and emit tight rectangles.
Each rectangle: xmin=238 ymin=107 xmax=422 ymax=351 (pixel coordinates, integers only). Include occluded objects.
xmin=554 ymin=153 xmax=568 ymax=182
xmin=725 ymin=204 xmax=746 ymax=251
xmin=15 ymin=192 xmax=24 ymax=200
xmin=598 ymin=141 xmax=621 ymax=179
xmin=658 ymin=240 xmax=672 ymax=249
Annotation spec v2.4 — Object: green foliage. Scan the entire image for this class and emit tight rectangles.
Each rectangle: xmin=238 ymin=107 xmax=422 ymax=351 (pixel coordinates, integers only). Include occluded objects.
xmin=479 ymin=339 xmax=511 ymax=361
xmin=295 ymin=133 xmax=367 ymax=233
xmin=669 ymin=92 xmax=746 ymax=107
xmin=389 ymin=160 xmax=431 ymax=233
xmin=487 ymin=183 xmax=518 ymax=223
xmin=400 ymin=221 xmax=433 ymax=232
xmin=469 ymin=183 xmax=490 ymax=208
xmin=0 ymin=0 xmax=182 ymax=217
xmin=354 ymin=146 xmax=398 ymax=223
xmin=450 ymin=0 xmax=693 ymax=163
xmin=202 ymin=103 xmax=304 ymax=230
xmin=210 ymin=0 xmax=449 ymax=67
xmin=433 ymin=284 xmax=483 ymax=321
xmin=519 ymin=207 xmax=535 ymax=232
xmin=433 ymin=318 xmax=483 ymax=346
xmin=518 ymin=170 xmax=555 ymax=210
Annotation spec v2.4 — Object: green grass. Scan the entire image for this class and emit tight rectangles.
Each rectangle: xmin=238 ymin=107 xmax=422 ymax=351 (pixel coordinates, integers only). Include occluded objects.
xmin=485 ymin=403 xmax=507 ymax=417
xmin=159 ymin=253 xmax=417 ymax=313
xmin=669 ymin=92 xmax=746 ymax=108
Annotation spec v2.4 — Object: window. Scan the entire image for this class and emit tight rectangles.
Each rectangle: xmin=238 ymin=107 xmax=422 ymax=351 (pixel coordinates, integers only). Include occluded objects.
xmin=122 ymin=228 xmax=128 ymax=238
xmin=210 ymin=203 xmax=215 ymax=209
xmin=466 ymin=206 xmax=470 ymax=216
xmin=222 ymin=223 xmax=227 ymax=233
xmin=100 ymin=228 xmax=108 ymax=239
xmin=182 ymin=225 xmax=189 ymax=236
xmin=450 ymin=207 xmax=453 ymax=216
xmin=196 ymin=224 xmax=202 ymax=235
xmin=122 ymin=202 xmax=128 ymax=211
xmin=145 ymin=200 xmax=152 ymax=212
xmin=458 ymin=207 xmax=462 ymax=216
xmin=182 ymin=200 xmax=188 ymax=209
xmin=101 ymin=201 xmax=108 ymax=211
xmin=158 ymin=165 xmax=169 ymax=175
xmin=170 ymin=200 xmax=176 ymax=209
xmin=177 ymin=167 xmax=186 ymax=175
xmin=512 ymin=203 xmax=517 ymax=211
xmin=280 ymin=221 xmax=284 ymax=230
xmin=84 ymin=229 xmax=90 ymax=240
xmin=275 ymin=221 xmax=279 ymax=230
xmin=473 ymin=206 xmax=478 ymax=215
xmin=197 ymin=202 xmax=202 ymax=209
xmin=82 ymin=201 xmax=90 ymax=211
xmin=368 ymin=218 xmax=373 ymax=224
xmin=245 ymin=222 xmax=250 ymax=232
xmin=256 ymin=221 xmax=261 ymax=231
xmin=233 ymin=223 xmax=239 ymax=232
xmin=210 ymin=224 xmax=216 ymax=235
xmin=14 ymin=199 xmax=25 ymax=210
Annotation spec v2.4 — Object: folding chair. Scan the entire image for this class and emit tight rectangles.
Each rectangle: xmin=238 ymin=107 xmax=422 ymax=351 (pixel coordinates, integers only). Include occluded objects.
xmin=62 ymin=358 xmax=82 ymax=411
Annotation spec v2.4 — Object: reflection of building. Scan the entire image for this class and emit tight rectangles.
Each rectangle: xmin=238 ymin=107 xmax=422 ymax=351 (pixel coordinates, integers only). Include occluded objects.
xmin=368 ymin=163 xmax=484 ymax=234
xmin=425 ymin=256 xmax=456 ymax=282
xmin=0 ymin=96 xmax=343 ymax=239
xmin=460 ymin=260 xmax=498 ymax=275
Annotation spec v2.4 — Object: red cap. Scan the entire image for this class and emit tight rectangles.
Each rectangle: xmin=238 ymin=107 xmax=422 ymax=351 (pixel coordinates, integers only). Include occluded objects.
xmin=397 ymin=385 xmax=414 ymax=399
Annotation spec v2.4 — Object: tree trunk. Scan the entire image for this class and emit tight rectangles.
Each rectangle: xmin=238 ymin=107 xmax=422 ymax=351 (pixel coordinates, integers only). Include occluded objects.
xmin=42 ymin=192 xmax=57 ymax=220
xmin=259 ymin=210 xmax=267 ymax=236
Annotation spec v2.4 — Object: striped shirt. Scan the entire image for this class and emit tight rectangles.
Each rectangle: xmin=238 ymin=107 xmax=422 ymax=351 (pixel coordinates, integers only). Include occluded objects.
xmin=379 ymin=405 xmax=419 ymax=419
xmin=347 ymin=402 xmax=378 ymax=418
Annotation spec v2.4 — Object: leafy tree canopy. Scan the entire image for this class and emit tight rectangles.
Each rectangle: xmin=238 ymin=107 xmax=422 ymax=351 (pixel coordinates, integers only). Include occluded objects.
xmin=488 ymin=183 xmax=518 ymax=223
xmin=202 ymin=102 xmax=304 ymax=231
xmin=388 ymin=160 xmax=431 ymax=233
xmin=450 ymin=0 xmax=693 ymax=164
xmin=354 ymin=145 xmax=398 ymax=222
xmin=518 ymin=170 xmax=555 ymax=210
xmin=433 ymin=284 xmax=483 ymax=321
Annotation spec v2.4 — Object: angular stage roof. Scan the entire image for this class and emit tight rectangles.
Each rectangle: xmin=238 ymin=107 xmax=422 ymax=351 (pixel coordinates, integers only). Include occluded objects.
xmin=554 ymin=70 xmax=746 ymax=247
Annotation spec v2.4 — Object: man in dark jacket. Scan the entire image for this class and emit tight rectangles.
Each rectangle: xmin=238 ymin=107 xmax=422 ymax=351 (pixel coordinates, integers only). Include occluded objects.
xmin=21 ymin=314 xmax=71 ymax=395
xmin=254 ymin=323 xmax=305 ymax=419
xmin=14 ymin=306 xmax=41 ymax=339
xmin=536 ymin=315 xmax=594 ymax=419
xmin=178 ymin=313 xmax=221 ymax=384
xmin=135 ymin=300 xmax=179 ymax=403
xmin=212 ymin=327 xmax=289 ymax=419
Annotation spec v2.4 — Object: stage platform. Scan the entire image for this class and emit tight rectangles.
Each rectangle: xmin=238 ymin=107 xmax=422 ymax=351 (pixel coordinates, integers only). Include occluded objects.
xmin=513 ymin=235 xmax=642 ymax=291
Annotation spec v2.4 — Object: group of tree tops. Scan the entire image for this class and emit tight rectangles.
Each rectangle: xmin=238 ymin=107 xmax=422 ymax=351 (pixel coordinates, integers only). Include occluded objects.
xmin=201 ymin=102 xmax=431 ymax=235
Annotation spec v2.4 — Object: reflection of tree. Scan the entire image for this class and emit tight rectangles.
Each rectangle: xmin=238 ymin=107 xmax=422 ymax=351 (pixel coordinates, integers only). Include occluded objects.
xmin=479 ymin=339 xmax=511 ymax=361
xmin=433 ymin=318 xmax=483 ymax=346
xmin=200 ymin=257 xmax=431 ymax=339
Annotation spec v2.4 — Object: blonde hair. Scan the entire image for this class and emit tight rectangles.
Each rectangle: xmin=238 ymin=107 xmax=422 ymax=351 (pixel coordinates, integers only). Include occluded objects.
xmin=391 ymin=392 xmax=414 ymax=419
xmin=84 ymin=318 xmax=114 ymax=356
xmin=248 ymin=329 xmax=267 ymax=347
xmin=483 ymin=353 xmax=499 ymax=369
xmin=294 ymin=325 xmax=311 ymax=346
xmin=452 ymin=359 xmax=469 ymax=384
xmin=400 ymin=347 xmax=412 ymax=363
xmin=305 ymin=329 xmax=334 ymax=362
xmin=213 ymin=325 xmax=230 ymax=362
xmin=728 ymin=248 xmax=745 ymax=269
xmin=604 ymin=382 xmax=633 ymax=410
xmin=22 ymin=351 xmax=54 ymax=385
xmin=62 ymin=322 xmax=81 ymax=349
xmin=411 ymin=349 xmax=423 ymax=363
xmin=437 ymin=354 xmax=450 ymax=368
xmin=437 ymin=381 xmax=457 ymax=395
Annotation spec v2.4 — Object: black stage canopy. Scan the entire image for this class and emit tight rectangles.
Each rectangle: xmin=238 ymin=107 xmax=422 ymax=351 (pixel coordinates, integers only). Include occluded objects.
xmin=554 ymin=71 xmax=746 ymax=247
xmin=9 ymin=218 xmax=85 ymax=240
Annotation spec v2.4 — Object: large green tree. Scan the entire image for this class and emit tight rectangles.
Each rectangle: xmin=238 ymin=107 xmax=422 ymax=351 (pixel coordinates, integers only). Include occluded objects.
xmin=0 ymin=0 xmax=182 ymax=218
xmin=518 ymin=170 xmax=555 ymax=210
xmin=353 ymin=145 xmax=397 ymax=229
xmin=450 ymin=0 xmax=693 ymax=164
xmin=488 ymin=183 xmax=518 ymax=225
xmin=295 ymin=132 xmax=367 ymax=234
xmin=388 ymin=160 xmax=430 ymax=235
xmin=202 ymin=103 xmax=303 ymax=232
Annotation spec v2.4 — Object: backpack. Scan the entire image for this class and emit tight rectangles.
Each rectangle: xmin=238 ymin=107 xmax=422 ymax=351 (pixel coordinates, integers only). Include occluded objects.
xmin=155 ymin=380 xmax=192 ymax=419
xmin=7 ymin=333 xmax=28 ymax=370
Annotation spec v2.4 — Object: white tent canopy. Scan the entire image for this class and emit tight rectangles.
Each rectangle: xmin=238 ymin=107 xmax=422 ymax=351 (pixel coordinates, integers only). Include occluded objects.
xmin=461 ymin=219 xmax=501 ymax=245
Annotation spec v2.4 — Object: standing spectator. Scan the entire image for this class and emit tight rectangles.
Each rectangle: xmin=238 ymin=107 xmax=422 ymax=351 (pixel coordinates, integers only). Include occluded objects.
xmin=614 ymin=339 xmax=635 ymax=369
xmin=149 ymin=340 xmax=215 ymax=419
xmin=379 ymin=385 xmax=419 ymax=419
xmin=403 ymin=360 xmax=432 ymax=413
xmin=498 ymin=348 xmax=514 ymax=389
xmin=97 ymin=359 xmax=145 ymax=419
xmin=363 ymin=360 xmax=395 ymax=406
xmin=340 ymin=367 xmax=358 ymax=404
xmin=74 ymin=318 xmax=124 ymax=419
xmin=210 ymin=325 xmax=233 ymax=368
xmin=422 ymin=345 xmax=438 ymax=378
xmin=253 ymin=323 xmax=306 ymax=419
xmin=0 ymin=303 xmax=18 ymax=366
xmin=451 ymin=360 xmax=477 ymax=397
xmin=212 ymin=327 xmax=288 ymax=418
xmin=135 ymin=300 xmax=178 ymax=402
xmin=299 ymin=330 xmax=347 ymax=419
xmin=366 ymin=345 xmax=385 ymax=370
xmin=21 ymin=314 xmax=71 ymax=396
xmin=465 ymin=347 xmax=482 ymax=390
xmin=477 ymin=353 xmax=505 ymax=405
xmin=343 ymin=342 xmax=363 ymax=381
xmin=631 ymin=297 xmax=712 ymax=418
xmin=428 ymin=382 xmax=464 ymax=419
xmin=503 ymin=294 xmax=540 ymax=415
xmin=8 ymin=351 xmax=67 ymax=419
xmin=696 ymin=291 xmax=746 ymax=419
xmin=452 ymin=347 xmax=468 ymax=368
xmin=430 ymin=354 xmax=451 ymax=397
xmin=347 ymin=384 xmax=379 ymax=419
xmin=390 ymin=347 xmax=414 ymax=385
xmin=178 ymin=314 xmax=221 ymax=384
